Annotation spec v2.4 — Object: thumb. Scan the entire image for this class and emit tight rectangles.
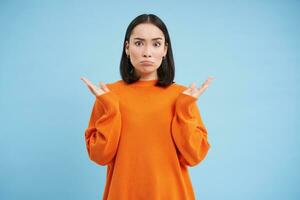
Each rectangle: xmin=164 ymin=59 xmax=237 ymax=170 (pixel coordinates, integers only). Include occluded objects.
xmin=99 ymin=82 xmax=110 ymax=92
xmin=190 ymin=82 xmax=198 ymax=94
xmin=190 ymin=82 xmax=196 ymax=89
xmin=184 ymin=82 xmax=195 ymax=93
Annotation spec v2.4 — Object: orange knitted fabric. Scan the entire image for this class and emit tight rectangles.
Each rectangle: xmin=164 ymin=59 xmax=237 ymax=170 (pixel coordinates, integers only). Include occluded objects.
xmin=84 ymin=79 xmax=210 ymax=200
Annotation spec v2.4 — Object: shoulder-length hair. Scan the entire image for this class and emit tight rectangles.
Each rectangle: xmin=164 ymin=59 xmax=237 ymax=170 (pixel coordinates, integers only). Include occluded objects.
xmin=119 ymin=14 xmax=175 ymax=87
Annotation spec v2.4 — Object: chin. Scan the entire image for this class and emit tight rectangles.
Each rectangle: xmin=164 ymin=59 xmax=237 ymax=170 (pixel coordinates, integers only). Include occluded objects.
xmin=139 ymin=66 xmax=158 ymax=72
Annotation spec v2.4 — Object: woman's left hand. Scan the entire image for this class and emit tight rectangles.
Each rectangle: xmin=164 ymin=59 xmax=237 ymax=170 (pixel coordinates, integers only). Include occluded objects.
xmin=182 ymin=76 xmax=214 ymax=99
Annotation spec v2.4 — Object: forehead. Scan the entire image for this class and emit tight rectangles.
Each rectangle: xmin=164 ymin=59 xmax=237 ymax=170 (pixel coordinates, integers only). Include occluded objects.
xmin=130 ymin=23 xmax=164 ymax=40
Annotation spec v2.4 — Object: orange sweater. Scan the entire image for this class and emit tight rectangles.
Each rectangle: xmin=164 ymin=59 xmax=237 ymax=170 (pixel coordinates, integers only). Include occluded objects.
xmin=84 ymin=79 xmax=210 ymax=200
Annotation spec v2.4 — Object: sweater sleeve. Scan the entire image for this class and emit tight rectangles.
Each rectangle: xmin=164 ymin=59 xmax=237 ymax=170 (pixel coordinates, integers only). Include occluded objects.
xmin=171 ymin=92 xmax=210 ymax=167
xmin=84 ymin=91 xmax=122 ymax=166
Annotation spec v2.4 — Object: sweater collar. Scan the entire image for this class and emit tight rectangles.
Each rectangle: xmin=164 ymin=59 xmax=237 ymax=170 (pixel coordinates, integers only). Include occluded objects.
xmin=131 ymin=79 xmax=158 ymax=86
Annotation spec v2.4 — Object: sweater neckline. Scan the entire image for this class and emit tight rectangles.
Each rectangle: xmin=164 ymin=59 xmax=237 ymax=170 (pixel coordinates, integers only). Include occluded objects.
xmin=132 ymin=79 xmax=158 ymax=87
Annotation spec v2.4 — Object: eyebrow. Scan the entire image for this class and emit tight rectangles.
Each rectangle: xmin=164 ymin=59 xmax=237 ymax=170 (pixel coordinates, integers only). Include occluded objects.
xmin=133 ymin=37 xmax=163 ymax=41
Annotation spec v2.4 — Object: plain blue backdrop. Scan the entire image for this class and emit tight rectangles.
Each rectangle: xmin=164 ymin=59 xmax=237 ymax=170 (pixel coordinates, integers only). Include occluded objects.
xmin=1 ymin=0 xmax=299 ymax=199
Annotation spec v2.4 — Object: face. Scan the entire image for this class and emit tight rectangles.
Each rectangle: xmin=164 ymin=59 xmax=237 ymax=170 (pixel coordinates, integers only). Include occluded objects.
xmin=125 ymin=23 xmax=168 ymax=80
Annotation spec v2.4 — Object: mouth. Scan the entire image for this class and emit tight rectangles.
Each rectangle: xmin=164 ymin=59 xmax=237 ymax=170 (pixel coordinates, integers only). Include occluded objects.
xmin=140 ymin=61 xmax=154 ymax=66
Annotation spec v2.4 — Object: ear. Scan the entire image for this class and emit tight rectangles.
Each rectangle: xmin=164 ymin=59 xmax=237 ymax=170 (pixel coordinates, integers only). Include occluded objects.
xmin=125 ymin=40 xmax=129 ymax=55
xmin=164 ymin=42 xmax=168 ymax=57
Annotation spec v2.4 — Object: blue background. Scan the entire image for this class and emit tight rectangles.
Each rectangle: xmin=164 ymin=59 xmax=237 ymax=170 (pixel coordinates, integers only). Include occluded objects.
xmin=1 ymin=0 xmax=299 ymax=199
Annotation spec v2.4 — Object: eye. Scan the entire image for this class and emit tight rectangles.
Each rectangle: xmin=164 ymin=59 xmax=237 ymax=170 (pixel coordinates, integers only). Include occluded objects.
xmin=135 ymin=41 xmax=142 ymax=46
xmin=154 ymin=42 xmax=161 ymax=47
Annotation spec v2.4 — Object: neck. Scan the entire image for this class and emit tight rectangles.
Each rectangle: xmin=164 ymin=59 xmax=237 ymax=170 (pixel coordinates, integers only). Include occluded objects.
xmin=135 ymin=70 xmax=158 ymax=81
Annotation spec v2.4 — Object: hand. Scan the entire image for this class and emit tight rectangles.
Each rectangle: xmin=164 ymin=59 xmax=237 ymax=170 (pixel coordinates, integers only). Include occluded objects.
xmin=182 ymin=76 xmax=214 ymax=99
xmin=80 ymin=77 xmax=110 ymax=97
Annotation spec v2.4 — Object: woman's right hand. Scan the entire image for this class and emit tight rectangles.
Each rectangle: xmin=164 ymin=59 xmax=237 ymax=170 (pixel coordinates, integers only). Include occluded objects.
xmin=81 ymin=77 xmax=110 ymax=97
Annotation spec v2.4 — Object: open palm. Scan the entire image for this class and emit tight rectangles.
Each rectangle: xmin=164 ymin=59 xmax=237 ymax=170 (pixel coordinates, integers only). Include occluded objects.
xmin=182 ymin=76 xmax=214 ymax=99
xmin=80 ymin=77 xmax=110 ymax=97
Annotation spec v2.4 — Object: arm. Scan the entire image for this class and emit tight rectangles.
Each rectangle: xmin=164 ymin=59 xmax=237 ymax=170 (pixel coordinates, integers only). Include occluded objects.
xmin=171 ymin=93 xmax=210 ymax=167
xmin=84 ymin=91 xmax=121 ymax=166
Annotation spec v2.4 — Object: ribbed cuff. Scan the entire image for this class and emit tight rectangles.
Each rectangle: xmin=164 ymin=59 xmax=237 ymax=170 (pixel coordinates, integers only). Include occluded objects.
xmin=175 ymin=93 xmax=198 ymax=119
xmin=96 ymin=92 xmax=120 ymax=115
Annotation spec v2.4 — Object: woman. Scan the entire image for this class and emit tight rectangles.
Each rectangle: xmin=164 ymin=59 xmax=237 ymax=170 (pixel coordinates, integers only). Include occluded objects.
xmin=81 ymin=13 xmax=214 ymax=200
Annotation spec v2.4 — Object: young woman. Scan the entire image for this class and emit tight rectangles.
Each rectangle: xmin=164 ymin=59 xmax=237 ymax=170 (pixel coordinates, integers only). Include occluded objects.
xmin=81 ymin=13 xmax=214 ymax=200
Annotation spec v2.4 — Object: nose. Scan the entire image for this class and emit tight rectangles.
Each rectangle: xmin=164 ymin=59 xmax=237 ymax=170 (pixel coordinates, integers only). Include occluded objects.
xmin=143 ymin=46 xmax=152 ymax=57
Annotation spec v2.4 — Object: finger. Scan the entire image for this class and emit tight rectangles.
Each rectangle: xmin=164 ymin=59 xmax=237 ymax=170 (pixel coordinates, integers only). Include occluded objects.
xmin=206 ymin=76 xmax=214 ymax=85
xmin=189 ymin=82 xmax=196 ymax=90
xmin=82 ymin=78 xmax=99 ymax=94
xmin=198 ymin=77 xmax=213 ymax=90
xmin=81 ymin=77 xmax=89 ymax=83
xmin=99 ymin=82 xmax=109 ymax=92
xmin=208 ymin=76 xmax=214 ymax=80
xmin=87 ymin=85 xmax=96 ymax=95
xmin=195 ymin=78 xmax=212 ymax=96
xmin=192 ymin=82 xmax=200 ymax=94
xmin=184 ymin=82 xmax=194 ymax=93
xmin=195 ymin=85 xmax=208 ymax=97
xmin=190 ymin=82 xmax=196 ymax=88
xmin=80 ymin=77 xmax=88 ymax=85
xmin=81 ymin=77 xmax=94 ymax=87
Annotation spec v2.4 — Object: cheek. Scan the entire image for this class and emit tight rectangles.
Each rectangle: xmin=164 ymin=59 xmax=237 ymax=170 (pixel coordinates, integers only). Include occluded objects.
xmin=130 ymin=47 xmax=140 ymax=58
xmin=153 ymin=50 xmax=164 ymax=59
xmin=154 ymin=47 xmax=165 ymax=56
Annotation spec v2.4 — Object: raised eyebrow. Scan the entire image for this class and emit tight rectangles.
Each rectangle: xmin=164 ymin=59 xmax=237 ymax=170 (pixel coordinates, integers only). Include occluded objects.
xmin=133 ymin=37 xmax=163 ymax=41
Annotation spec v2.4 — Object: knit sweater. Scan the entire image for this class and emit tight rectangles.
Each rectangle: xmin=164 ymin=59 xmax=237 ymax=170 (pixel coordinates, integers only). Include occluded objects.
xmin=84 ymin=79 xmax=210 ymax=200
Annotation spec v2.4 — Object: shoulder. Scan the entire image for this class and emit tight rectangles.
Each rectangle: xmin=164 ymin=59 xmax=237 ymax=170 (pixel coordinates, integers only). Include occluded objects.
xmin=105 ymin=79 xmax=126 ymax=91
xmin=170 ymin=82 xmax=188 ymax=93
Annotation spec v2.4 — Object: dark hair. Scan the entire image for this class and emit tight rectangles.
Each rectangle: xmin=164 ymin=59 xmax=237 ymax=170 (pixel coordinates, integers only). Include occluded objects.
xmin=119 ymin=14 xmax=175 ymax=87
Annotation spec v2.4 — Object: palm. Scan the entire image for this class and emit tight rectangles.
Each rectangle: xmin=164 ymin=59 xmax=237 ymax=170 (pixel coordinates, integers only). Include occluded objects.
xmin=182 ymin=76 xmax=214 ymax=99
xmin=81 ymin=77 xmax=110 ymax=97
